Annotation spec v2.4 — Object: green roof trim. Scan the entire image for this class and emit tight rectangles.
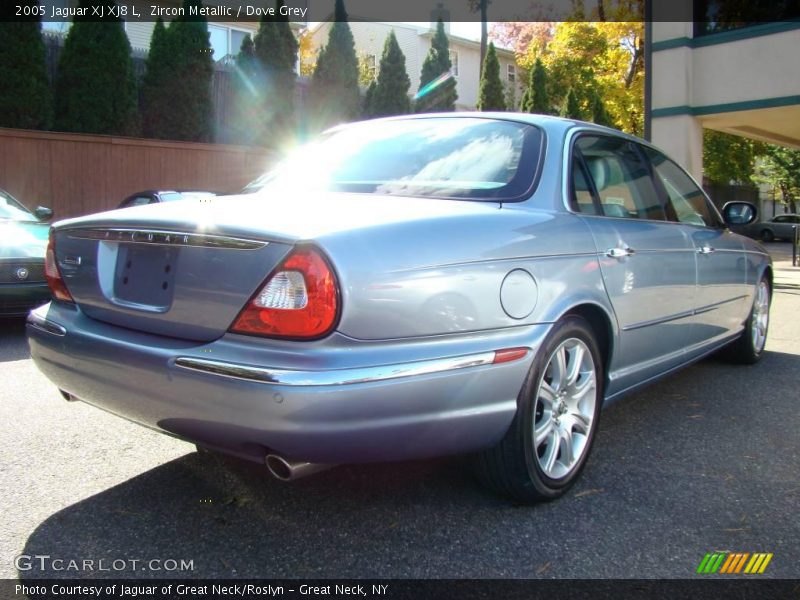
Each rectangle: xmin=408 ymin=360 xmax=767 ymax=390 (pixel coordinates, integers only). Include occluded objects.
xmin=652 ymin=95 xmax=800 ymax=118
xmin=652 ymin=21 xmax=800 ymax=53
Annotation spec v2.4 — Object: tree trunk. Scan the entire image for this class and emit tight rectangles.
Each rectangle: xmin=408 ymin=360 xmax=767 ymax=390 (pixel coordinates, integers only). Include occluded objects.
xmin=480 ymin=1 xmax=488 ymax=72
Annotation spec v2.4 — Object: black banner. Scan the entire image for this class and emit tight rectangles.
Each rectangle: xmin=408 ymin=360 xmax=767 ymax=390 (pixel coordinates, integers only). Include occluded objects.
xmin=3 ymin=579 xmax=800 ymax=600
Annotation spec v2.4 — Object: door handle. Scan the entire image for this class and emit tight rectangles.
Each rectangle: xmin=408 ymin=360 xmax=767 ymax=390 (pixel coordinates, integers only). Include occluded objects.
xmin=606 ymin=246 xmax=635 ymax=259
xmin=697 ymin=245 xmax=716 ymax=255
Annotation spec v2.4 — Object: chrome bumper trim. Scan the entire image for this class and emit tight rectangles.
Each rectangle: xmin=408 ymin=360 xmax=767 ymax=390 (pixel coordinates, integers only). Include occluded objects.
xmin=174 ymin=350 xmax=518 ymax=387
xmin=64 ymin=228 xmax=267 ymax=250
xmin=26 ymin=312 xmax=67 ymax=337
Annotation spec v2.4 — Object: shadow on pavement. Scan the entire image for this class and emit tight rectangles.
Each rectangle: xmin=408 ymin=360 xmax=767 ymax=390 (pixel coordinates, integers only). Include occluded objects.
xmin=0 ymin=318 xmax=29 ymax=362
xmin=18 ymin=350 xmax=800 ymax=579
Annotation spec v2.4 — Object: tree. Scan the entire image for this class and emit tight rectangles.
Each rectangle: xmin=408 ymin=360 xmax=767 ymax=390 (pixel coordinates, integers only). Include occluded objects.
xmin=589 ymin=89 xmax=613 ymax=127
xmin=560 ymin=88 xmax=582 ymax=120
xmin=477 ymin=42 xmax=505 ymax=111
xmin=415 ymin=19 xmax=457 ymax=112
xmin=756 ymin=145 xmax=800 ymax=214
xmin=309 ymin=0 xmax=360 ymax=130
xmin=0 ymin=1 xmax=52 ymax=130
xmin=468 ymin=0 xmax=489 ymax=72
xmin=703 ymin=130 xmax=761 ymax=186
xmin=229 ymin=33 xmax=259 ymax=144
xmin=166 ymin=0 xmax=214 ymax=142
xmin=364 ymin=31 xmax=411 ymax=118
xmin=54 ymin=0 xmax=137 ymax=135
xmin=253 ymin=2 xmax=299 ymax=144
xmin=141 ymin=0 xmax=214 ymax=142
xmin=521 ymin=57 xmax=551 ymax=114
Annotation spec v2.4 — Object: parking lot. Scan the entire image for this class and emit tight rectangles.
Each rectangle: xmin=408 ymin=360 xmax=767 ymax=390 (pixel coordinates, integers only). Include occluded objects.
xmin=1 ymin=244 xmax=798 ymax=580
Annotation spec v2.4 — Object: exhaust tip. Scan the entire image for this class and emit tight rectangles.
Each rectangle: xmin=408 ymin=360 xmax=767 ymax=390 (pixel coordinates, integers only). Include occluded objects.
xmin=265 ymin=454 xmax=293 ymax=481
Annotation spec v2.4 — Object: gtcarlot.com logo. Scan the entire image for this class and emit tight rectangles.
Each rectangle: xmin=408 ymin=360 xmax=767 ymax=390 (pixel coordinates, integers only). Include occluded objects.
xmin=15 ymin=554 xmax=194 ymax=573
xmin=697 ymin=551 xmax=773 ymax=574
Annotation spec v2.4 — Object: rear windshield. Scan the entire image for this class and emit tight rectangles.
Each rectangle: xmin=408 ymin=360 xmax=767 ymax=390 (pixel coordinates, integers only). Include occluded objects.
xmin=253 ymin=118 xmax=543 ymax=202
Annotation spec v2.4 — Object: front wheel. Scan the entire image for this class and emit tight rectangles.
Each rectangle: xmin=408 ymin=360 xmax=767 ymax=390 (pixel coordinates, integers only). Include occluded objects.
xmin=760 ymin=229 xmax=775 ymax=243
xmin=475 ymin=316 xmax=603 ymax=503
xmin=722 ymin=277 xmax=770 ymax=364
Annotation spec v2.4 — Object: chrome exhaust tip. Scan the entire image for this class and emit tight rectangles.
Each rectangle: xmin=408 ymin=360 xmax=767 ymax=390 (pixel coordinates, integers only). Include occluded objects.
xmin=265 ymin=454 xmax=332 ymax=481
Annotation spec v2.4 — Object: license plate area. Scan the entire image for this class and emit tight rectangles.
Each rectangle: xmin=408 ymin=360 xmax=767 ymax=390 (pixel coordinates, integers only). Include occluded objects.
xmin=113 ymin=244 xmax=178 ymax=308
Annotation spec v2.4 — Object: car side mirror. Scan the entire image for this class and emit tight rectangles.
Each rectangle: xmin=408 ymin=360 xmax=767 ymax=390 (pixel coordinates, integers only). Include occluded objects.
xmin=722 ymin=201 xmax=757 ymax=226
xmin=34 ymin=206 xmax=53 ymax=221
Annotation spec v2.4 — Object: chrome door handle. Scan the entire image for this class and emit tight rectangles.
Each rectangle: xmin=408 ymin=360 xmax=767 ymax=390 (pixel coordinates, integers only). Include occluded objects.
xmin=606 ymin=246 xmax=635 ymax=259
xmin=697 ymin=245 xmax=716 ymax=255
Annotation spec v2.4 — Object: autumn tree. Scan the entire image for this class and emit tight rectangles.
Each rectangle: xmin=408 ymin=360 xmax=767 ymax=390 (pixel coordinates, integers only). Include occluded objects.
xmin=364 ymin=31 xmax=411 ymax=118
xmin=416 ymin=19 xmax=457 ymax=112
xmin=0 ymin=1 xmax=52 ymax=130
xmin=54 ymin=0 xmax=138 ymax=135
xmin=477 ymin=42 xmax=505 ymax=111
xmin=309 ymin=0 xmax=360 ymax=129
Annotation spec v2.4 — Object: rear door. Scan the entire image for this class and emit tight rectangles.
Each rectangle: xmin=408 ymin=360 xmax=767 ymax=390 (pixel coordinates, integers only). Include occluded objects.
xmin=643 ymin=147 xmax=748 ymax=347
xmin=569 ymin=134 xmax=698 ymax=393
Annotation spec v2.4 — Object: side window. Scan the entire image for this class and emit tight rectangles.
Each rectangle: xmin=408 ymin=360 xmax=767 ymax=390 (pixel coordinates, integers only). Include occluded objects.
xmin=575 ymin=135 xmax=665 ymax=220
xmin=121 ymin=196 xmax=154 ymax=208
xmin=773 ymin=216 xmax=787 ymax=223
xmin=570 ymin=155 xmax=599 ymax=215
xmin=643 ymin=147 xmax=719 ymax=228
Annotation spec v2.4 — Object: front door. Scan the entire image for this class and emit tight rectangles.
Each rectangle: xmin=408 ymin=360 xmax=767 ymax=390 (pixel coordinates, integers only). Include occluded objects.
xmin=569 ymin=134 xmax=698 ymax=395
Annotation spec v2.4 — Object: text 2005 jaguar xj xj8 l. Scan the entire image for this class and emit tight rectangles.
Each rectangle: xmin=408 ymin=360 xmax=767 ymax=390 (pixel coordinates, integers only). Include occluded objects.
xmin=28 ymin=115 xmax=770 ymax=502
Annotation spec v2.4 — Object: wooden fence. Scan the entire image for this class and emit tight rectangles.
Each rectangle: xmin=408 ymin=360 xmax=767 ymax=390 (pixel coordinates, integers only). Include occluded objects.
xmin=0 ymin=128 xmax=274 ymax=219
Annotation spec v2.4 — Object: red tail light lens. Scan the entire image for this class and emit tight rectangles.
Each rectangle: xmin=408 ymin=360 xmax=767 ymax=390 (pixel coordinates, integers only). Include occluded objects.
xmin=230 ymin=247 xmax=339 ymax=339
xmin=44 ymin=230 xmax=74 ymax=303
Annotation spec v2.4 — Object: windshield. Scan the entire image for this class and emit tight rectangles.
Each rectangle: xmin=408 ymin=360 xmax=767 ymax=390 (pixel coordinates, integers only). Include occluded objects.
xmin=0 ymin=190 xmax=37 ymax=221
xmin=250 ymin=118 xmax=543 ymax=202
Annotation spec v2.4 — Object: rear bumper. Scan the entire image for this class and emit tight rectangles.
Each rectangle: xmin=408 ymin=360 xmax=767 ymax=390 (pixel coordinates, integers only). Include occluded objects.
xmin=27 ymin=303 xmax=548 ymax=464
xmin=0 ymin=282 xmax=51 ymax=316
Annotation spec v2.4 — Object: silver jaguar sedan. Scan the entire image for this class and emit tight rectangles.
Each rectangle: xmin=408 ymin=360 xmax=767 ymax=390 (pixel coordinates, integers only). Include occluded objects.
xmin=28 ymin=114 xmax=771 ymax=503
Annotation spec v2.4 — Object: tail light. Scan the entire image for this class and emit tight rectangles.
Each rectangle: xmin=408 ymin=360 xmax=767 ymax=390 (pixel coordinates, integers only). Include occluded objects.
xmin=230 ymin=246 xmax=339 ymax=339
xmin=44 ymin=230 xmax=74 ymax=303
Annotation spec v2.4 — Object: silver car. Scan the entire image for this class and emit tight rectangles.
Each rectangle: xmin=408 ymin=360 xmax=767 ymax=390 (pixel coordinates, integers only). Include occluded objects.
xmin=753 ymin=214 xmax=800 ymax=243
xmin=28 ymin=114 xmax=771 ymax=503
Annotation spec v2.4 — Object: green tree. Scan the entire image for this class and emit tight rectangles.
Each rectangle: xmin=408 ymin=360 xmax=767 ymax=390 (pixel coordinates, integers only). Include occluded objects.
xmin=229 ymin=33 xmax=259 ymax=144
xmin=757 ymin=145 xmax=800 ymax=214
xmin=253 ymin=1 xmax=299 ymax=144
xmin=477 ymin=42 xmax=505 ymax=111
xmin=141 ymin=17 xmax=171 ymax=138
xmin=560 ymin=88 xmax=582 ymax=120
xmin=521 ymin=57 xmax=551 ymax=114
xmin=589 ymin=88 xmax=613 ymax=127
xmin=166 ymin=0 xmax=214 ymax=141
xmin=54 ymin=0 xmax=137 ymax=135
xmin=703 ymin=130 xmax=761 ymax=186
xmin=415 ymin=19 xmax=457 ymax=112
xmin=309 ymin=0 xmax=360 ymax=129
xmin=364 ymin=31 xmax=411 ymax=118
xmin=0 ymin=1 xmax=52 ymax=130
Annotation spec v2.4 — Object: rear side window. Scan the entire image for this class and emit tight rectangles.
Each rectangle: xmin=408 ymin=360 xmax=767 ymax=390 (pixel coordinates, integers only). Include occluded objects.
xmin=573 ymin=135 xmax=665 ymax=221
xmin=121 ymin=196 xmax=154 ymax=208
xmin=643 ymin=147 xmax=720 ymax=227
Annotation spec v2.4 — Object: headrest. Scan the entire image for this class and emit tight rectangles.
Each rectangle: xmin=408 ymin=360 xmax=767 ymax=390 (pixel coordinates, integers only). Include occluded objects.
xmin=586 ymin=157 xmax=610 ymax=191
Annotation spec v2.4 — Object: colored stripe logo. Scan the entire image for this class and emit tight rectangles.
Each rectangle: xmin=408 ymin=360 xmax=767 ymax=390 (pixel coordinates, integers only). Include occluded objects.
xmin=697 ymin=552 xmax=773 ymax=574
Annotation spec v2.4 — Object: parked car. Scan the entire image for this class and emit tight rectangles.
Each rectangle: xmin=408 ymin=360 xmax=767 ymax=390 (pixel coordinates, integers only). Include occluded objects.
xmin=118 ymin=190 xmax=218 ymax=209
xmin=27 ymin=114 xmax=770 ymax=503
xmin=0 ymin=188 xmax=53 ymax=316
xmin=749 ymin=214 xmax=800 ymax=242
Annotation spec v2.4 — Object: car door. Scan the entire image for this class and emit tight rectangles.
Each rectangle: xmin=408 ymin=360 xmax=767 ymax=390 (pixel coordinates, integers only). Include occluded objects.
xmin=569 ymin=134 xmax=698 ymax=394
xmin=643 ymin=147 xmax=748 ymax=349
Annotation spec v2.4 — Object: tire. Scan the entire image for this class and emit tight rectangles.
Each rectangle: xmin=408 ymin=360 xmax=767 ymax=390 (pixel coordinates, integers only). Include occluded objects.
xmin=760 ymin=229 xmax=775 ymax=243
xmin=475 ymin=316 xmax=603 ymax=503
xmin=722 ymin=277 xmax=770 ymax=364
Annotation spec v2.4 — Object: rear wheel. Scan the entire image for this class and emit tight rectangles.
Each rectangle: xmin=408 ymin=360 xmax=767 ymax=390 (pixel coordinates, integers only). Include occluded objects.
xmin=475 ymin=316 xmax=603 ymax=503
xmin=760 ymin=229 xmax=775 ymax=243
xmin=723 ymin=277 xmax=770 ymax=364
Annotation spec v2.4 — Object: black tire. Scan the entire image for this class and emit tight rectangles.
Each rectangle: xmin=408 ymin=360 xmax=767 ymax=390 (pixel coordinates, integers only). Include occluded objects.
xmin=474 ymin=316 xmax=603 ymax=503
xmin=760 ymin=229 xmax=775 ymax=243
xmin=722 ymin=277 xmax=771 ymax=364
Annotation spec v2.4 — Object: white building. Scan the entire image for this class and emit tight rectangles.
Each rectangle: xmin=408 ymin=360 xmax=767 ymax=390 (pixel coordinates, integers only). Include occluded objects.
xmin=309 ymin=21 xmax=522 ymax=110
xmin=649 ymin=3 xmax=800 ymax=182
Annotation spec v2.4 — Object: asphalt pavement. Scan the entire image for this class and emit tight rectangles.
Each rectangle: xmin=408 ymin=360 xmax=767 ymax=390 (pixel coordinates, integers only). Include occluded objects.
xmin=1 ymin=243 xmax=798 ymax=579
